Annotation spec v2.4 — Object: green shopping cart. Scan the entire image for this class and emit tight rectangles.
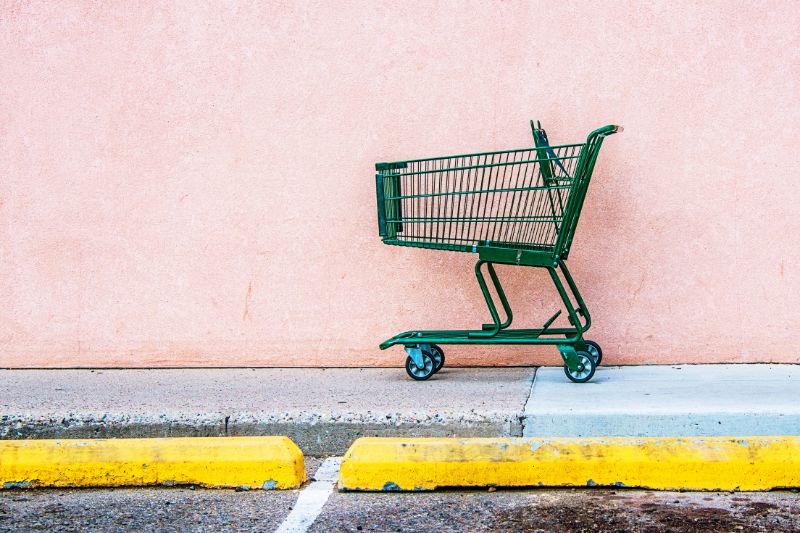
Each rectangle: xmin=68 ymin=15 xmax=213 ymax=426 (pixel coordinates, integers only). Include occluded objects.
xmin=375 ymin=121 xmax=622 ymax=383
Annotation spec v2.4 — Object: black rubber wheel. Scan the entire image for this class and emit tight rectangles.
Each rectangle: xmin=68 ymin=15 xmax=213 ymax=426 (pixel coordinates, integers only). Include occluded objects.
xmin=584 ymin=340 xmax=603 ymax=366
xmin=564 ymin=351 xmax=596 ymax=383
xmin=428 ymin=344 xmax=445 ymax=373
xmin=405 ymin=351 xmax=436 ymax=381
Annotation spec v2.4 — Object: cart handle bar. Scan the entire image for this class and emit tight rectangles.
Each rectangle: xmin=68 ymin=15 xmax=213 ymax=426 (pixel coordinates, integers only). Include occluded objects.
xmin=588 ymin=125 xmax=623 ymax=142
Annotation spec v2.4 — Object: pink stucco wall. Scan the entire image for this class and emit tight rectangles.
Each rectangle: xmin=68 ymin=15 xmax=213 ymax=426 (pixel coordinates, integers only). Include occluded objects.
xmin=2 ymin=1 xmax=799 ymax=368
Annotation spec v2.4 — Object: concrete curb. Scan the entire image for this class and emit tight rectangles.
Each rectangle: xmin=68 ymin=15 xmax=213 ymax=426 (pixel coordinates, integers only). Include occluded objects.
xmin=1 ymin=415 xmax=524 ymax=458
xmin=338 ymin=436 xmax=800 ymax=492
xmin=0 ymin=436 xmax=306 ymax=490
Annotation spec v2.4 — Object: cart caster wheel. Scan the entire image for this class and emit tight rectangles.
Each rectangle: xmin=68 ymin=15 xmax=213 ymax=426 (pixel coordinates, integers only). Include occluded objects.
xmin=406 ymin=351 xmax=436 ymax=381
xmin=429 ymin=344 xmax=445 ymax=373
xmin=564 ymin=351 xmax=596 ymax=383
xmin=584 ymin=340 xmax=602 ymax=366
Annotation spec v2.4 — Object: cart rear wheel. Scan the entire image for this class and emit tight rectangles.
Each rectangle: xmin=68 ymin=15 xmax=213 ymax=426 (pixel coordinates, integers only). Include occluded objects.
xmin=564 ymin=352 xmax=596 ymax=383
xmin=429 ymin=344 xmax=445 ymax=373
xmin=406 ymin=351 xmax=436 ymax=381
xmin=584 ymin=340 xmax=602 ymax=366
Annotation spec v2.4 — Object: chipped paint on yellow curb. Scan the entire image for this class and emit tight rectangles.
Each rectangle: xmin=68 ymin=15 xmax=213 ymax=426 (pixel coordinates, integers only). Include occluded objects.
xmin=0 ymin=436 xmax=305 ymax=489
xmin=339 ymin=436 xmax=800 ymax=492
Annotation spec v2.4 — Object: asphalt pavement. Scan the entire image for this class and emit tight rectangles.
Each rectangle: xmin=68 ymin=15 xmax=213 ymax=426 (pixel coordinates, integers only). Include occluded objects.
xmin=2 ymin=486 xmax=798 ymax=532
xmin=3 ymin=455 xmax=799 ymax=532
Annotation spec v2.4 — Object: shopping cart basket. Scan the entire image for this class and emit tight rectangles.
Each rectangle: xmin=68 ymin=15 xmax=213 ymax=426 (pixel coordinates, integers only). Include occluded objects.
xmin=375 ymin=121 xmax=622 ymax=382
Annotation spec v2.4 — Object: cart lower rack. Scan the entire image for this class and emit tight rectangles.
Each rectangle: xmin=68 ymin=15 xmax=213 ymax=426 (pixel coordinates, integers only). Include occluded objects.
xmin=375 ymin=121 xmax=621 ymax=383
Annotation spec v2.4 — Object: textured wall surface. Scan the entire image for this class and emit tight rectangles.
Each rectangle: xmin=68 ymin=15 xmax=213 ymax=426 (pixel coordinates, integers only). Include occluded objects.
xmin=2 ymin=1 xmax=799 ymax=367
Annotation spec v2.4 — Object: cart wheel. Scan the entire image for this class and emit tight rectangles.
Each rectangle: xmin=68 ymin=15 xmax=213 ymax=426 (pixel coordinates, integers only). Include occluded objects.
xmin=406 ymin=351 xmax=436 ymax=381
xmin=564 ymin=351 xmax=596 ymax=383
xmin=584 ymin=340 xmax=603 ymax=366
xmin=429 ymin=344 xmax=445 ymax=373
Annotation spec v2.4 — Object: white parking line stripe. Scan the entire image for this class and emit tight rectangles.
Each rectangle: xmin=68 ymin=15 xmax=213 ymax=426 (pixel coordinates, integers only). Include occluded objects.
xmin=275 ymin=457 xmax=341 ymax=533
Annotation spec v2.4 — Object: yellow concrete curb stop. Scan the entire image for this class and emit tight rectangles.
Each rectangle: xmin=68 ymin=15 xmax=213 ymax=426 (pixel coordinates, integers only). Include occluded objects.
xmin=0 ymin=436 xmax=306 ymax=489
xmin=339 ymin=436 xmax=800 ymax=492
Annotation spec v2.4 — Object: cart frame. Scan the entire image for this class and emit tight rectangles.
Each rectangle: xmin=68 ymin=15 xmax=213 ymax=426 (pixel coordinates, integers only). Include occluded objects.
xmin=375 ymin=122 xmax=621 ymax=382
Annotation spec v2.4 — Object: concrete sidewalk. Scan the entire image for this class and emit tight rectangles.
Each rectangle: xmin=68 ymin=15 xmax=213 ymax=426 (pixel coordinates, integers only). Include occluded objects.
xmin=0 ymin=368 xmax=534 ymax=455
xmin=2 ymin=365 xmax=798 ymax=455
xmin=524 ymin=364 xmax=800 ymax=437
